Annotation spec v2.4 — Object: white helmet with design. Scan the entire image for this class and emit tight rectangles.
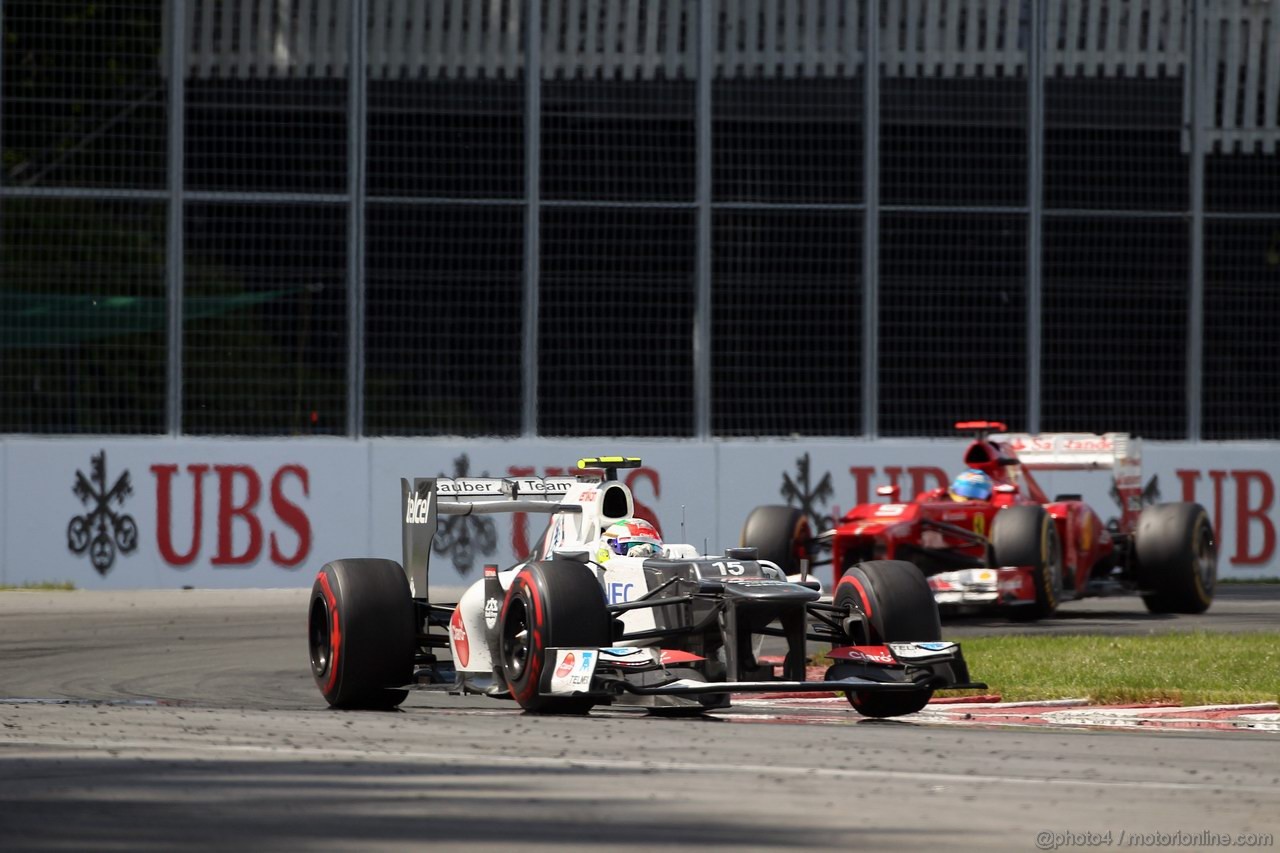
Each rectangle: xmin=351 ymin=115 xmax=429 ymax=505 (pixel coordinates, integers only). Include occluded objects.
xmin=596 ymin=518 xmax=663 ymax=562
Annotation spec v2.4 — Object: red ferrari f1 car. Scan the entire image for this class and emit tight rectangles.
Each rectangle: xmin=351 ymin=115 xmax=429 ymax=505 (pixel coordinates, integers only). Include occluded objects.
xmin=742 ymin=422 xmax=1216 ymax=621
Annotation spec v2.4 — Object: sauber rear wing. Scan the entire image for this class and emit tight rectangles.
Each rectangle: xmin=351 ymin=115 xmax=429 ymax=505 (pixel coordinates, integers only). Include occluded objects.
xmin=400 ymin=475 xmax=585 ymax=600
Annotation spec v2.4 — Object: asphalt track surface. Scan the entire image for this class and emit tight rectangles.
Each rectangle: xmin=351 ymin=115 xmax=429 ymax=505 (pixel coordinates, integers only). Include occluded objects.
xmin=942 ymin=581 xmax=1280 ymax=636
xmin=1 ymin=586 xmax=1278 ymax=852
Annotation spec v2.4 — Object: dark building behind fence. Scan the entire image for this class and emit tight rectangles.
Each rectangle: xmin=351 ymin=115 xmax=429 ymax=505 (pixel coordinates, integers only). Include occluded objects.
xmin=2 ymin=1 xmax=1278 ymax=440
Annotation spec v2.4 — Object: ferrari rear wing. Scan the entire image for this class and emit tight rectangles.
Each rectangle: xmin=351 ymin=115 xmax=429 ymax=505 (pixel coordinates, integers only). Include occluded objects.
xmin=1000 ymin=432 xmax=1142 ymax=487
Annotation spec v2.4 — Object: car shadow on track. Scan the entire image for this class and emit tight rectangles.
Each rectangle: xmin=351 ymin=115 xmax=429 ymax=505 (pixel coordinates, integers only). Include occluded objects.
xmin=0 ymin=755 xmax=936 ymax=850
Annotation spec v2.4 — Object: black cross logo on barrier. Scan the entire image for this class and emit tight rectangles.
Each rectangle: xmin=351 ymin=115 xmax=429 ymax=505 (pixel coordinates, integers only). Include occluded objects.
xmin=780 ymin=453 xmax=834 ymax=533
xmin=432 ymin=454 xmax=498 ymax=576
xmin=68 ymin=450 xmax=139 ymax=576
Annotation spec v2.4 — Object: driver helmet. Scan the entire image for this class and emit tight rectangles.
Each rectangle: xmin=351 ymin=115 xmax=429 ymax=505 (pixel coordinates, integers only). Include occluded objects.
xmin=949 ymin=469 xmax=994 ymax=502
xmin=596 ymin=518 xmax=663 ymax=563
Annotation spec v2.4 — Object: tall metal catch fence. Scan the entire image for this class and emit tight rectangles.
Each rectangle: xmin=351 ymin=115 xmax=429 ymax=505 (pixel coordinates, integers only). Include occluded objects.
xmin=2 ymin=0 xmax=1278 ymax=440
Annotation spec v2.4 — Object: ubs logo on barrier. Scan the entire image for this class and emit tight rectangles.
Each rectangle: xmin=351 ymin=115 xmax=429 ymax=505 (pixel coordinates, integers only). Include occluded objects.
xmin=68 ymin=450 xmax=138 ymax=576
xmin=151 ymin=462 xmax=312 ymax=568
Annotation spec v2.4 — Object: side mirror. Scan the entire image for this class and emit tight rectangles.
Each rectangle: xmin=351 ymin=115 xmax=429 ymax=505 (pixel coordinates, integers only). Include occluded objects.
xmin=992 ymin=483 xmax=1017 ymax=505
xmin=787 ymin=574 xmax=824 ymax=594
xmin=876 ymin=484 xmax=901 ymax=502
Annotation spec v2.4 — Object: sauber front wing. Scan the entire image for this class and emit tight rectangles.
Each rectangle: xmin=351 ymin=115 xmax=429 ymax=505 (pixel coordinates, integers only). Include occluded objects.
xmin=539 ymin=642 xmax=986 ymax=699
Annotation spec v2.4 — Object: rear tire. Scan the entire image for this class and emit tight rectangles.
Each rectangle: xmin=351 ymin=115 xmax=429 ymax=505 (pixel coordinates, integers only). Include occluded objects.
xmin=309 ymin=558 xmax=415 ymax=710
xmin=990 ymin=505 xmax=1063 ymax=622
xmin=740 ymin=505 xmax=811 ymax=574
xmin=1136 ymin=503 xmax=1216 ymax=614
xmin=500 ymin=561 xmax=612 ymax=714
xmin=833 ymin=560 xmax=940 ymax=718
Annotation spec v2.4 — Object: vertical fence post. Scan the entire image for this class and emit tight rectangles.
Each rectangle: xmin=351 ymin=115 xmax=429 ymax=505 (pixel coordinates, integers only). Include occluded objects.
xmin=1026 ymin=0 xmax=1044 ymax=434
xmin=1187 ymin=0 xmax=1205 ymax=442
xmin=523 ymin=0 xmax=542 ymax=438
xmin=695 ymin=0 xmax=713 ymax=439
xmin=347 ymin=0 xmax=367 ymax=438
xmin=862 ymin=0 xmax=880 ymax=439
xmin=166 ymin=0 xmax=186 ymax=436
xmin=1 ymin=0 xmax=6 ymax=269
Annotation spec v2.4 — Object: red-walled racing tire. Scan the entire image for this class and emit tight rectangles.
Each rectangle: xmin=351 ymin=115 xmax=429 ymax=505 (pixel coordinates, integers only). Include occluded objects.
xmin=309 ymin=558 xmax=415 ymax=710
xmin=500 ymin=560 xmax=612 ymax=714
xmin=833 ymin=560 xmax=941 ymax=718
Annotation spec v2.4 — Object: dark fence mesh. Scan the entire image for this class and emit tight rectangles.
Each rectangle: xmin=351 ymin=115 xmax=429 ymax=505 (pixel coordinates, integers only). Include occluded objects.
xmin=364 ymin=202 xmax=525 ymax=436
xmin=1041 ymin=216 xmax=1189 ymax=439
xmin=181 ymin=201 xmax=348 ymax=435
xmin=878 ymin=213 xmax=1028 ymax=436
xmin=712 ymin=209 xmax=863 ymax=437
xmin=538 ymin=206 xmax=696 ymax=437
xmin=2 ymin=0 xmax=1279 ymax=441
xmin=0 ymin=197 xmax=167 ymax=433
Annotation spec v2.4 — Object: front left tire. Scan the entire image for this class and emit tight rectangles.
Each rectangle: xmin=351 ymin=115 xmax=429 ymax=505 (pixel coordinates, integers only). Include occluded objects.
xmin=832 ymin=560 xmax=941 ymax=718
xmin=500 ymin=560 xmax=612 ymax=714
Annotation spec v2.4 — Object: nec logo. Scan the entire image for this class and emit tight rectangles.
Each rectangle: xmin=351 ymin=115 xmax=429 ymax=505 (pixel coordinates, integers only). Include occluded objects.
xmin=405 ymin=493 xmax=434 ymax=524
xmin=605 ymin=582 xmax=635 ymax=604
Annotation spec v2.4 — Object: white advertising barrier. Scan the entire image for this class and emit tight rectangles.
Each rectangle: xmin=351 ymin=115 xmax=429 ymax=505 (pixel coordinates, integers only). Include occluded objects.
xmin=2 ymin=437 xmax=1277 ymax=589
xmin=1 ymin=438 xmax=370 ymax=589
xmin=1145 ymin=443 xmax=1280 ymax=577
xmin=0 ymin=438 xmax=719 ymax=592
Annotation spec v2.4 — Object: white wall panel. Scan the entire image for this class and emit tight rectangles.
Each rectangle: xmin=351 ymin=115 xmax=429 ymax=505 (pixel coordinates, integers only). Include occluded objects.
xmin=1 ymin=439 xmax=368 ymax=590
xmin=3 ymin=437 xmax=1277 ymax=589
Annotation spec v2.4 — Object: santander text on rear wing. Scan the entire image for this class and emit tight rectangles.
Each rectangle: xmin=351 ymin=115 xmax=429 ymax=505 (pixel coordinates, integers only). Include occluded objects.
xmin=1000 ymin=432 xmax=1142 ymax=487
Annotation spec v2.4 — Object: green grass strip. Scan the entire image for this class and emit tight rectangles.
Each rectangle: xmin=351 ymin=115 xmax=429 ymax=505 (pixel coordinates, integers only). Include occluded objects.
xmin=0 ymin=581 xmax=76 ymax=591
xmin=941 ymin=632 xmax=1280 ymax=706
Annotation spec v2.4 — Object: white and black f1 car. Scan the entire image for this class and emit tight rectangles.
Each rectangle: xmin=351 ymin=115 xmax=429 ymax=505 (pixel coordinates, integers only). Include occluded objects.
xmin=308 ymin=457 xmax=984 ymax=718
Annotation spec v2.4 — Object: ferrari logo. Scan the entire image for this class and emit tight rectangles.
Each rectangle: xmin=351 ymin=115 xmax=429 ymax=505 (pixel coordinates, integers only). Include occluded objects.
xmin=973 ymin=513 xmax=986 ymax=537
